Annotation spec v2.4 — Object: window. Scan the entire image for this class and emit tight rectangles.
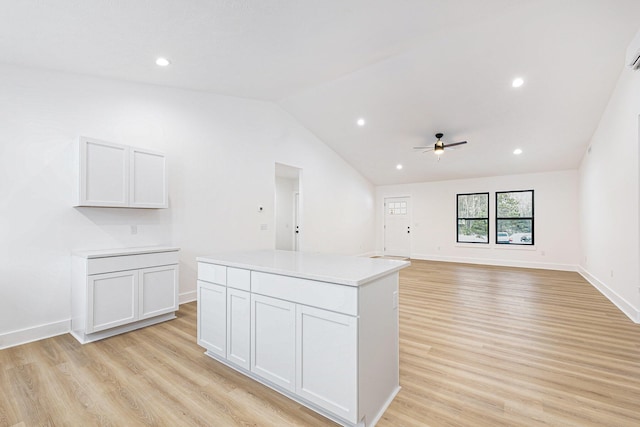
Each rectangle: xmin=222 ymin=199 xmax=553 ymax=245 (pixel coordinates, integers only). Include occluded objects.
xmin=496 ymin=190 xmax=534 ymax=245
xmin=457 ymin=193 xmax=489 ymax=243
xmin=387 ymin=201 xmax=407 ymax=215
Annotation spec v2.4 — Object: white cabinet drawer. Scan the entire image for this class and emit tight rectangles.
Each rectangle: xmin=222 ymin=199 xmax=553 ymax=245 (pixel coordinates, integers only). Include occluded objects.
xmin=88 ymin=251 xmax=179 ymax=275
xmin=227 ymin=267 xmax=250 ymax=291
xmin=198 ymin=262 xmax=227 ymax=285
xmin=251 ymin=272 xmax=357 ymax=316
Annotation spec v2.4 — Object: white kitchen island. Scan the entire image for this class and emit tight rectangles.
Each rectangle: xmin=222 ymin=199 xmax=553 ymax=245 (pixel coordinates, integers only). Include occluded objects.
xmin=196 ymin=250 xmax=410 ymax=427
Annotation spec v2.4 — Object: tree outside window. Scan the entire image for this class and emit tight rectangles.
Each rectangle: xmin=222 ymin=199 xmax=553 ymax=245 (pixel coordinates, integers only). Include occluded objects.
xmin=457 ymin=193 xmax=489 ymax=243
xmin=496 ymin=190 xmax=534 ymax=245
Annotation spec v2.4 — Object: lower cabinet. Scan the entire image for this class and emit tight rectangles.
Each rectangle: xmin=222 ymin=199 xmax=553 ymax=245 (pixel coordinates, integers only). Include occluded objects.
xmin=196 ymin=258 xmax=403 ymax=427
xmin=227 ymin=288 xmax=251 ymax=370
xmin=197 ymin=277 xmax=358 ymax=422
xmin=139 ymin=265 xmax=180 ymax=320
xmin=87 ymin=265 xmax=179 ymax=334
xmin=250 ymin=294 xmax=296 ymax=391
xmin=88 ymin=270 xmax=138 ymax=333
xmin=296 ymin=305 xmax=358 ymax=422
xmin=198 ymin=263 xmax=399 ymax=427
xmin=197 ymin=280 xmax=227 ymax=358
xmin=72 ymin=247 xmax=180 ymax=344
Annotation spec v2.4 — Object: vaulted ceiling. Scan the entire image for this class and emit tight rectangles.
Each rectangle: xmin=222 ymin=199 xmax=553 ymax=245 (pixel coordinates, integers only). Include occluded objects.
xmin=1 ymin=0 xmax=639 ymax=184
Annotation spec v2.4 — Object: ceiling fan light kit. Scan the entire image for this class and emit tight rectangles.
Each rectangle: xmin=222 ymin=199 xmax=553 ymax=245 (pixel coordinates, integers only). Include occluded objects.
xmin=413 ymin=132 xmax=468 ymax=157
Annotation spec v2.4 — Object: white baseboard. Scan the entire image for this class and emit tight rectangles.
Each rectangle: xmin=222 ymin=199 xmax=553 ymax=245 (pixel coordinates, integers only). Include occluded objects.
xmin=578 ymin=267 xmax=639 ymax=324
xmin=70 ymin=313 xmax=176 ymax=344
xmin=0 ymin=319 xmax=70 ymax=350
xmin=1 ymin=291 xmax=196 ymax=350
xmin=179 ymin=290 xmax=197 ymax=304
xmin=409 ymin=253 xmax=576 ymax=272
xmin=357 ymin=251 xmax=378 ymax=258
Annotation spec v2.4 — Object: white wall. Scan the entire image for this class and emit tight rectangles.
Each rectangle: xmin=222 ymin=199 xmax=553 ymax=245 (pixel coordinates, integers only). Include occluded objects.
xmin=578 ymin=62 xmax=640 ymax=322
xmin=0 ymin=63 xmax=375 ymax=348
xmin=376 ymin=170 xmax=580 ymax=270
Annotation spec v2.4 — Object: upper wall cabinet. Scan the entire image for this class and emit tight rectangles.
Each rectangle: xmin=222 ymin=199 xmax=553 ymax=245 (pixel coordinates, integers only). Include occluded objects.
xmin=76 ymin=137 xmax=168 ymax=208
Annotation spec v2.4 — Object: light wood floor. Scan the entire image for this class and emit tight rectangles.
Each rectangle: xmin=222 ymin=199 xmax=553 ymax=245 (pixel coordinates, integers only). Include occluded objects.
xmin=2 ymin=260 xmax=639 ymax=426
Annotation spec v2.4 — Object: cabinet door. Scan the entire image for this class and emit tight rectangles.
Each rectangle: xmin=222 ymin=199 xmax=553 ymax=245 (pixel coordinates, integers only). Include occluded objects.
xmin=129 ymin=147 xmax=168 ymax=208
xmin=226 ymin=288 xmax=251 ymax=370
xmin=87 ymin=270 xmax=138 ymax=333
xmin=251 ymin=294 xmax=296 ymax=391
xmin=197 ymin=281 xmax=226 ymax=358
xmin=296 ymin=305 xmax=358 ymax=423
xmin=139 ymin=265 xmax=179 ymax=320
xmin=79 ymin=137 xmax=129 ymax=207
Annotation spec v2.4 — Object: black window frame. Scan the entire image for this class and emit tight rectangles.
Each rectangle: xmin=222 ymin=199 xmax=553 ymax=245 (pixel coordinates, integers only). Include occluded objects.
xmin=456 ymin=192 xmax=490 ymax=244
xmin=495 ymin=189 xmax=534 ymax=245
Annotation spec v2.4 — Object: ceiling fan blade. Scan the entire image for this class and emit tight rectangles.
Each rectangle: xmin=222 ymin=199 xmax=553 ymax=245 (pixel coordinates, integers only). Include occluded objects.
xmin=445 ymin=141 xmax=467 ymax=148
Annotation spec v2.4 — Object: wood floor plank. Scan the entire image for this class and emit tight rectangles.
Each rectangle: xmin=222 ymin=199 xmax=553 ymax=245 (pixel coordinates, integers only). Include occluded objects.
xmin=1 ymin=260 xmax=640 ymax=426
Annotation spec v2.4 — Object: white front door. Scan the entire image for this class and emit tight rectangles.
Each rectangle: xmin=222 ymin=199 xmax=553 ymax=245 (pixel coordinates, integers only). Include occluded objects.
xmin=384 ymin=197 xmax=411 ymax=257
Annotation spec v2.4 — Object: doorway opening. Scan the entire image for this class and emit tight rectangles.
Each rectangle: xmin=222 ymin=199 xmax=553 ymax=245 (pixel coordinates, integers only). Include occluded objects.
xmin=275 ymin=163 xmax=301 ymax=251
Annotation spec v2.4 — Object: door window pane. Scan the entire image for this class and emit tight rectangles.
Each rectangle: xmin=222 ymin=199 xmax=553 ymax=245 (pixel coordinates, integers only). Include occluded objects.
xmin=388 ymin=201 xmax=407 ymax=215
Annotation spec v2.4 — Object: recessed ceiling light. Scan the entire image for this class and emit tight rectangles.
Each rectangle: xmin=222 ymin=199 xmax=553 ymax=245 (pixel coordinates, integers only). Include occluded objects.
xmin=396 ymin=164 xmax=403 ymax=170
xmin=513 ymin=148 xmax=523 ymax=155
xmin=512 ymin=77 xmax=524 ymax=88
xmin=156 ymin=57 xmax=171 ymax=67
xmin=357 ymin=118 xmax=366 ymax=127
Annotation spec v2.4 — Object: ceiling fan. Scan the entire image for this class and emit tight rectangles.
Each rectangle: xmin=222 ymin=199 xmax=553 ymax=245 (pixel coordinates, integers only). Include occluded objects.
xmin=414 ymin=133 xmax=468 ymax=157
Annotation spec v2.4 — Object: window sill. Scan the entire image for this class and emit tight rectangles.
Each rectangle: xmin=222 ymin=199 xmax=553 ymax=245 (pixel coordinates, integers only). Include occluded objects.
xmin=454 ymin=243 xmax=537 ymax=251
xmin=455 ymin=243 xmax=491 ymax=249
xmin=493 ymin=244 xmax=537 ymax=251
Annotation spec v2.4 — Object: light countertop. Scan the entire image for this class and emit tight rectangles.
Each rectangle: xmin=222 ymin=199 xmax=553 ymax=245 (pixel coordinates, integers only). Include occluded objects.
xmin=197 ymin=250 xmax=410 ymax=286
xmin=73 ymin=246 xmax=180 ymax=258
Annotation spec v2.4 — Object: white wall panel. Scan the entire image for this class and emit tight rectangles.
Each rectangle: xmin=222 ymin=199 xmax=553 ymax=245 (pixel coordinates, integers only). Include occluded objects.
xmin=376 ymin=170 xmax=580 ymax=270
xmin=0 ymin=63 xmax=375 ymax=344
xmin=578 ymin=61 xmax=640 ymax=320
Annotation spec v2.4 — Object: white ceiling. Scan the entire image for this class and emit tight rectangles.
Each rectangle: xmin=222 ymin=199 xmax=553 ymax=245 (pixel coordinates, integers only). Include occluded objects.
xmin=1 ymin=0 xmax=639 ymax=185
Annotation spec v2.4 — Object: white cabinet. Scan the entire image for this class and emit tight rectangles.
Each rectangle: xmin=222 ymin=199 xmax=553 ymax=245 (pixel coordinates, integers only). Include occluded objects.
xmin=71 ymin=247 xmax=180 ymax=344
xmin=76 ymin=136 xmax=168 ymax=208
xmin=250 ymin=294 xmax=296 ymax=392
xmin=196 ymin=253 xmax=407 ymax=427
xmin=197 ymin=280 xmax=227 ymax=358
xmin=296 ymin=305 xmax=358 ymax=422
xmin=87 ymin=270 xmax=138 ymax=333
xmin=79 ymin=137 xmax=129 ymax=207
xmin=129 ymin=147 xmax=168 ymax=208
xmin=139 ymin=265 xmax=180 ymax=320
xmin=226 ymin=288 xmax=251 ymax=369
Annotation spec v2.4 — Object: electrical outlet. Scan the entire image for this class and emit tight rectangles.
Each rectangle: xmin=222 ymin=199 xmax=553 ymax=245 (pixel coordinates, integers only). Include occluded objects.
xmin=392 ymin=291 xmax=398 ymax=309
xmin=131 ymin=225 xmax=138 ymax=235
xmin=610 ymin=270 xmax=614 ymax=278
xmin=260 ymin=224 xmax=268 ymax=231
